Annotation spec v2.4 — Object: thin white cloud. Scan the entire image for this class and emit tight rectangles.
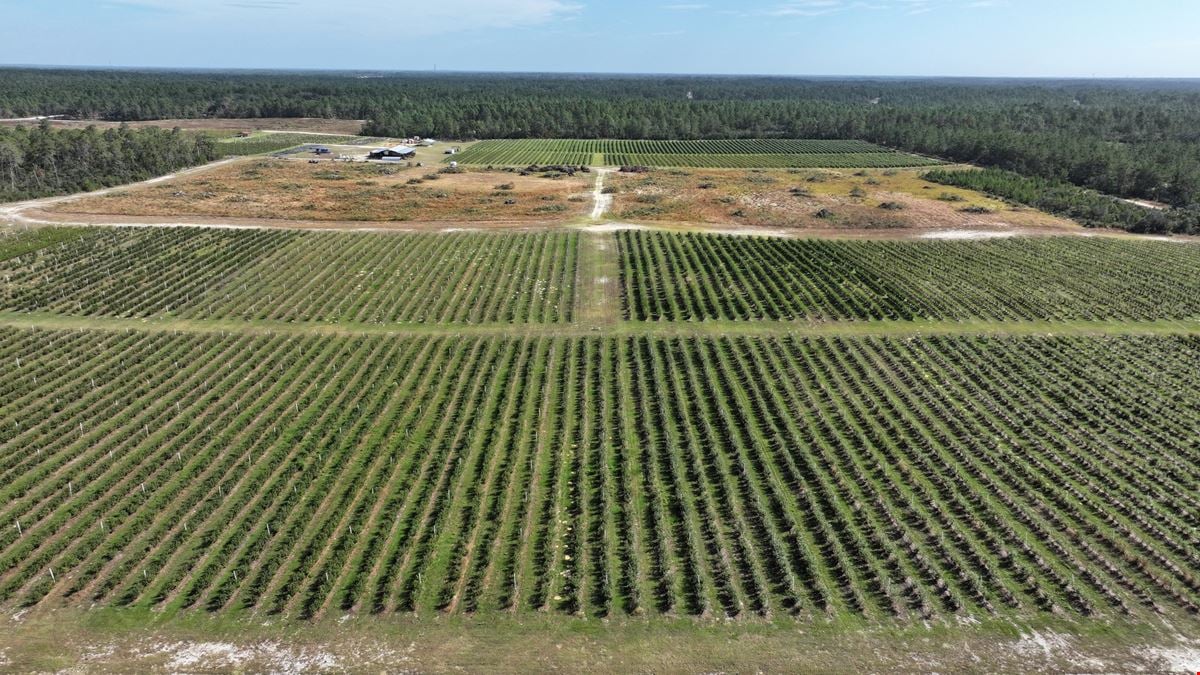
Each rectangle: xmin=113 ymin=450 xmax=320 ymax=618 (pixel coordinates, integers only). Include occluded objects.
xmin=762 ymin=0 xmax=1001 ymax=18
xmin=110 ymin=0 xmax=581 ymax=34
xmin=766 ymin=0 xmax=844 ymax=17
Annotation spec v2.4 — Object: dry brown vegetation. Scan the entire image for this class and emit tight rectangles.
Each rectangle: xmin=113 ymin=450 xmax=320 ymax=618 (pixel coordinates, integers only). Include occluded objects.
xmin=49 ymin=159 xmax=593 ymax=225
xmin=608 ymin=167 xmax=1078 ymax=234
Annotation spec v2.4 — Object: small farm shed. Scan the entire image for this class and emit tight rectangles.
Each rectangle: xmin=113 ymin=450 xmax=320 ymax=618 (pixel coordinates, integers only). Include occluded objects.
xmin=368 ymin=145 xmax=418 ymax=160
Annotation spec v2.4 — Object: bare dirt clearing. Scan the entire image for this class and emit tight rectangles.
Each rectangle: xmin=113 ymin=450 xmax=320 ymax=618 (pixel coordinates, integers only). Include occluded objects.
xmin=607 ymin=167 xmax=1078 ymax=236
xmin=0 ymin=158 xmax=243 ymax=224
xmin=1121 ymin=197 xmax=1171 ymax=210
xmin=47 ymin=158 xmax=592 ymax=225
xmin=920 ymin=229 xmax=1022 ymax=240
xmin=11 ymin=158 xmax=1194 ymax=243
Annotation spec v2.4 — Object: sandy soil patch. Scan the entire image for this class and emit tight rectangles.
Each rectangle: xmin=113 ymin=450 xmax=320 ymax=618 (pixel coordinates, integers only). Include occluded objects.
xmin=579 ymin=223 xmax=652 ymax=233
xmin=48 ymin=159 xmax=592 ymax=224
xmin=591 ymin=168 xmax=616 ymax=219
xmin=701 ymin=226 xmax=793 ymax=237
xmin=1141 ymin=642 xmax=1200 ymax=671
xmin=152 ymin=640 xmax=341 ymax=673
xmin=919 ymin=229 xmax=1021 ymax=240
xmin=1121 ymin=197 xmax=1170 ymax=210
xmin=607 ymin=167 xmax=1079 ymax=235
xmin=21 ymin=208 xmax=581 ymax=233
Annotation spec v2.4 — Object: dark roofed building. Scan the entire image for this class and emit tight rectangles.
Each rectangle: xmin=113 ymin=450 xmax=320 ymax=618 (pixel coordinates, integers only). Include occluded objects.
xmin=368 ymin=145 xmax=418 ymax=160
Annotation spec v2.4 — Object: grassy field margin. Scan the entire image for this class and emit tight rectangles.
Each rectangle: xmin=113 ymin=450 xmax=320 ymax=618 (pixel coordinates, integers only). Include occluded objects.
xmin=1 ymin=608 xmax=1197 ymax=672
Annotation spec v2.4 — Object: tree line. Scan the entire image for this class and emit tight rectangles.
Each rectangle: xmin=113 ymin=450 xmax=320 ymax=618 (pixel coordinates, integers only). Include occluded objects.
xmin=3 ymin=69 xmax=1200 ymax=214
xmin=0 ymin=122 xmax=220 ymax=202
xmin=924 ymin=168 xmax=1200 ymax=235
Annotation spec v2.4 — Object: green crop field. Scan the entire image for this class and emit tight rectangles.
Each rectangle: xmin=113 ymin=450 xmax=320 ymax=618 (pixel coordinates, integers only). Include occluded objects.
xmin=0 ymin=227 xmax=87 ymax=262
xmin=0 ymin=228 xmax=578 ymax=324
xmin=1 ymin=222 xmax=1199 ymax=671
xmin=618 ymin=231 xmax=1200 ymax=322
xmin=12 ymin=228 xmax=1200 ymax=327
xmin=450 ymin=139 xmax=940 ymax=168
xmin=2 ymin=328 xmax=1199 ymax=621
xmin=213 ymin=133 xmax=378 ymax=156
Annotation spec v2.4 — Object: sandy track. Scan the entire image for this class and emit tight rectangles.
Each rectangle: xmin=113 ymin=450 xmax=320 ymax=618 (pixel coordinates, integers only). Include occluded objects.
xmin=14 ymin=207 xmax=587 ymax=234
xmin=15 ymin=206 xmax=1197 ymax=243
xmin=0 ymin=158 xmax=244 ymax=225
xmin=591 ymin=168 xmax=615 ymax=220
xmin=0 ymin=115 xmax=66 ymax=123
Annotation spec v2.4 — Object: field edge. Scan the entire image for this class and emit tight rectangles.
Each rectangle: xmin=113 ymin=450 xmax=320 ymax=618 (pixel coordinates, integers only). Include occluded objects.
xmin=2 ymin=607 xmax=1197 ymax=673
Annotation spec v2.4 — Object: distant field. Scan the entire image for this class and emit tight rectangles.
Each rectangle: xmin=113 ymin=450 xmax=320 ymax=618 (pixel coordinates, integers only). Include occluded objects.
xmin=451 ymin=139 xmax=940 ymax=168
xmin=213 ymin=133 xmax=374 ymax=156
xmin=2 ymin=328 xmax=1199 ymax=622
xmin=618 ymin=231 xmax=1200 ymax=321
xmin=0 ymin=228 xmax=578 ymax=323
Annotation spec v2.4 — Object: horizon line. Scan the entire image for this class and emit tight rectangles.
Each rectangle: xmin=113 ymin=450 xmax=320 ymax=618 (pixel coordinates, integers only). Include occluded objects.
xmin=2 ymin=63 xmax=1199 ymax=81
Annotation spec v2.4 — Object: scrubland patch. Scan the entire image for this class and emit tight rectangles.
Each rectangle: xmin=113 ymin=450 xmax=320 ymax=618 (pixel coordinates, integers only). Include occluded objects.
xmin=49 ymin=159 xmax=591 ymax=224
xmin=608 ymin=167 xmax=1077 ymax=235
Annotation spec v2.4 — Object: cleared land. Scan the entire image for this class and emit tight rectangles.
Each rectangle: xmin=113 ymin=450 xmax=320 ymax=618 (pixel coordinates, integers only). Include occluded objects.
xmin=1 ymin=327 xmax=1199 ymax=625
xmin=607 ymin=167 xmax=1074 ymax=234
xmin=451 ymin=139 xmax=939 ymax=169
xmin=618 ymin=231 xmax=1200 ymax=321
xmin=43 ymin=159 xmax=592 ymax=225
xmin=0 ymin=228 xmax=578 ymax=323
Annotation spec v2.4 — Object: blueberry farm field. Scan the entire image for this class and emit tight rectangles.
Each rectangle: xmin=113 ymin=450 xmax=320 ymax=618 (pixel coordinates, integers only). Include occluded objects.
xmin=450 ymin=139 xmax=940 ymax=169
xmin=0 ymin=228 xmax=579 ymax=324
xmin=3 ymin=327 xmax=1200 ymax=624
xmin=212 ymin=133 xmax=381 ymax=156
xmin=7 ymin=228 xmax=1200 ymax=326
xmin=1 ymin=221 xmax=1200 ymax=671
xmin=617 ymin=231 xmax=1200 ymax=322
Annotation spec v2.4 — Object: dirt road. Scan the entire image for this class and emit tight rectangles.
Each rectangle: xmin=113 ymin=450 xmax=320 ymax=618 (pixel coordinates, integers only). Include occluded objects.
xmin=591 ymin=168 xmax=614 ymax=220
xmin=0 ymin=158 xmax=243 ymax=226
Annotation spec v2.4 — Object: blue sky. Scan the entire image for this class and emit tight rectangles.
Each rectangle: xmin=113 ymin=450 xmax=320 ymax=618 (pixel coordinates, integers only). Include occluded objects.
xmin=3 ymin=0 xmax=1199 ymax=77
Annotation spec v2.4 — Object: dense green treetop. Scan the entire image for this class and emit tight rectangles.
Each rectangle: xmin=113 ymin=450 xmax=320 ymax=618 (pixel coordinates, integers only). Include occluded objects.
xmin=3 ymin=69 xmax=1200 ymax=211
